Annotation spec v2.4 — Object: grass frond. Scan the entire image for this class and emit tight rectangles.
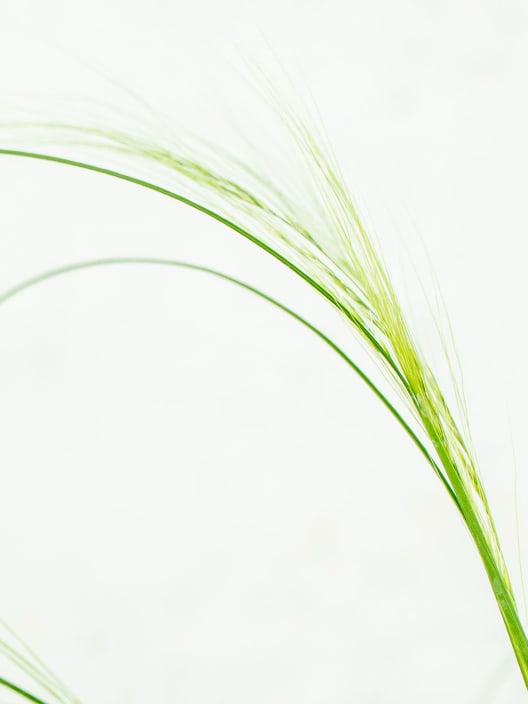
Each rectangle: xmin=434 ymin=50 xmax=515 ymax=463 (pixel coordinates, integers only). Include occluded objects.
xmin=0 ymin=84 xmax=527 ymax=688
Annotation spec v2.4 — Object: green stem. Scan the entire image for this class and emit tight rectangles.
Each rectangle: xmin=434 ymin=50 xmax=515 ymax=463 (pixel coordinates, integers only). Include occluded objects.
xmin=0 ymin=256 xmax=454 ymax=506
xmin=0 ymin=676 xmax=50 ymax=704
xmin=467 ymin=509 xmax=528 ymax=686
xmin=422 ymin=413 xmax=528 ymax=687
xmin=0 ymin=148 xmax=524 ymax=689
xmin=0 ymin=149 xmax=416 ymax=408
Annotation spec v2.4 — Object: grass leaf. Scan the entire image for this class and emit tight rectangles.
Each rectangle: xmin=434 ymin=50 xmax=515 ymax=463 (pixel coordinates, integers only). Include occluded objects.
xmin=0 ymin=85 xmax=527 ymax=689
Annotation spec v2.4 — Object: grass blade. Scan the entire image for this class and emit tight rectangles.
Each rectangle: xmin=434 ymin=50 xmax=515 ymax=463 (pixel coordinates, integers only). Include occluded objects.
xmin=0 ymin=90 xmax=527 ymax=688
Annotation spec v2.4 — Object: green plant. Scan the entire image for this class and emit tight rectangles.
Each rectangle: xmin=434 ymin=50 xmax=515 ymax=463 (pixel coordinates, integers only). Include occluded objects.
xmin=0 ymin=88 xmax=526 ymax=700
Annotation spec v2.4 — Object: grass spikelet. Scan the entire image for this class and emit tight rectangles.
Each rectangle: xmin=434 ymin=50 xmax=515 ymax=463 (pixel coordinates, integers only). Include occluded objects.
xmin=0 ymin=79 xmax=527 ymax=691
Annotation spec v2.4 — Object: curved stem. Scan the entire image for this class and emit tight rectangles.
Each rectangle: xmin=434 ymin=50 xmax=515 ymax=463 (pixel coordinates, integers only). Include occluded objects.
xmin=3 ymin=149 xmax=525 ymax=686
xmin=0 ymin=256 xmax=455 ymax=506
xmin=0 ymin=150 xmax=415 ymax=406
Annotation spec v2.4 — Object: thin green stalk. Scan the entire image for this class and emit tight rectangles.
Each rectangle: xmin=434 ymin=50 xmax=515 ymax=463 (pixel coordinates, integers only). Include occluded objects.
xmin=418 ymin=408 xmax=528 ymax=681
xmin=0 ymin=676 xmax=50 ymax=704
xmin=0 ymin=256 xmax=454 ymax=507
xmin=0 ymin=117 xmax=527 ymax=692
xmin=0 ymin=619 xmax=80 ymax=704
xmin=0 ymin=148 xmax=418 ymax=413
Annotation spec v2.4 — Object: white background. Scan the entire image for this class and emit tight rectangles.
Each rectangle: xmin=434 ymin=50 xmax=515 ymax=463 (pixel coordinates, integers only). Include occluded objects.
xmin=0 ymin=0 xmax=528 ymax=702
